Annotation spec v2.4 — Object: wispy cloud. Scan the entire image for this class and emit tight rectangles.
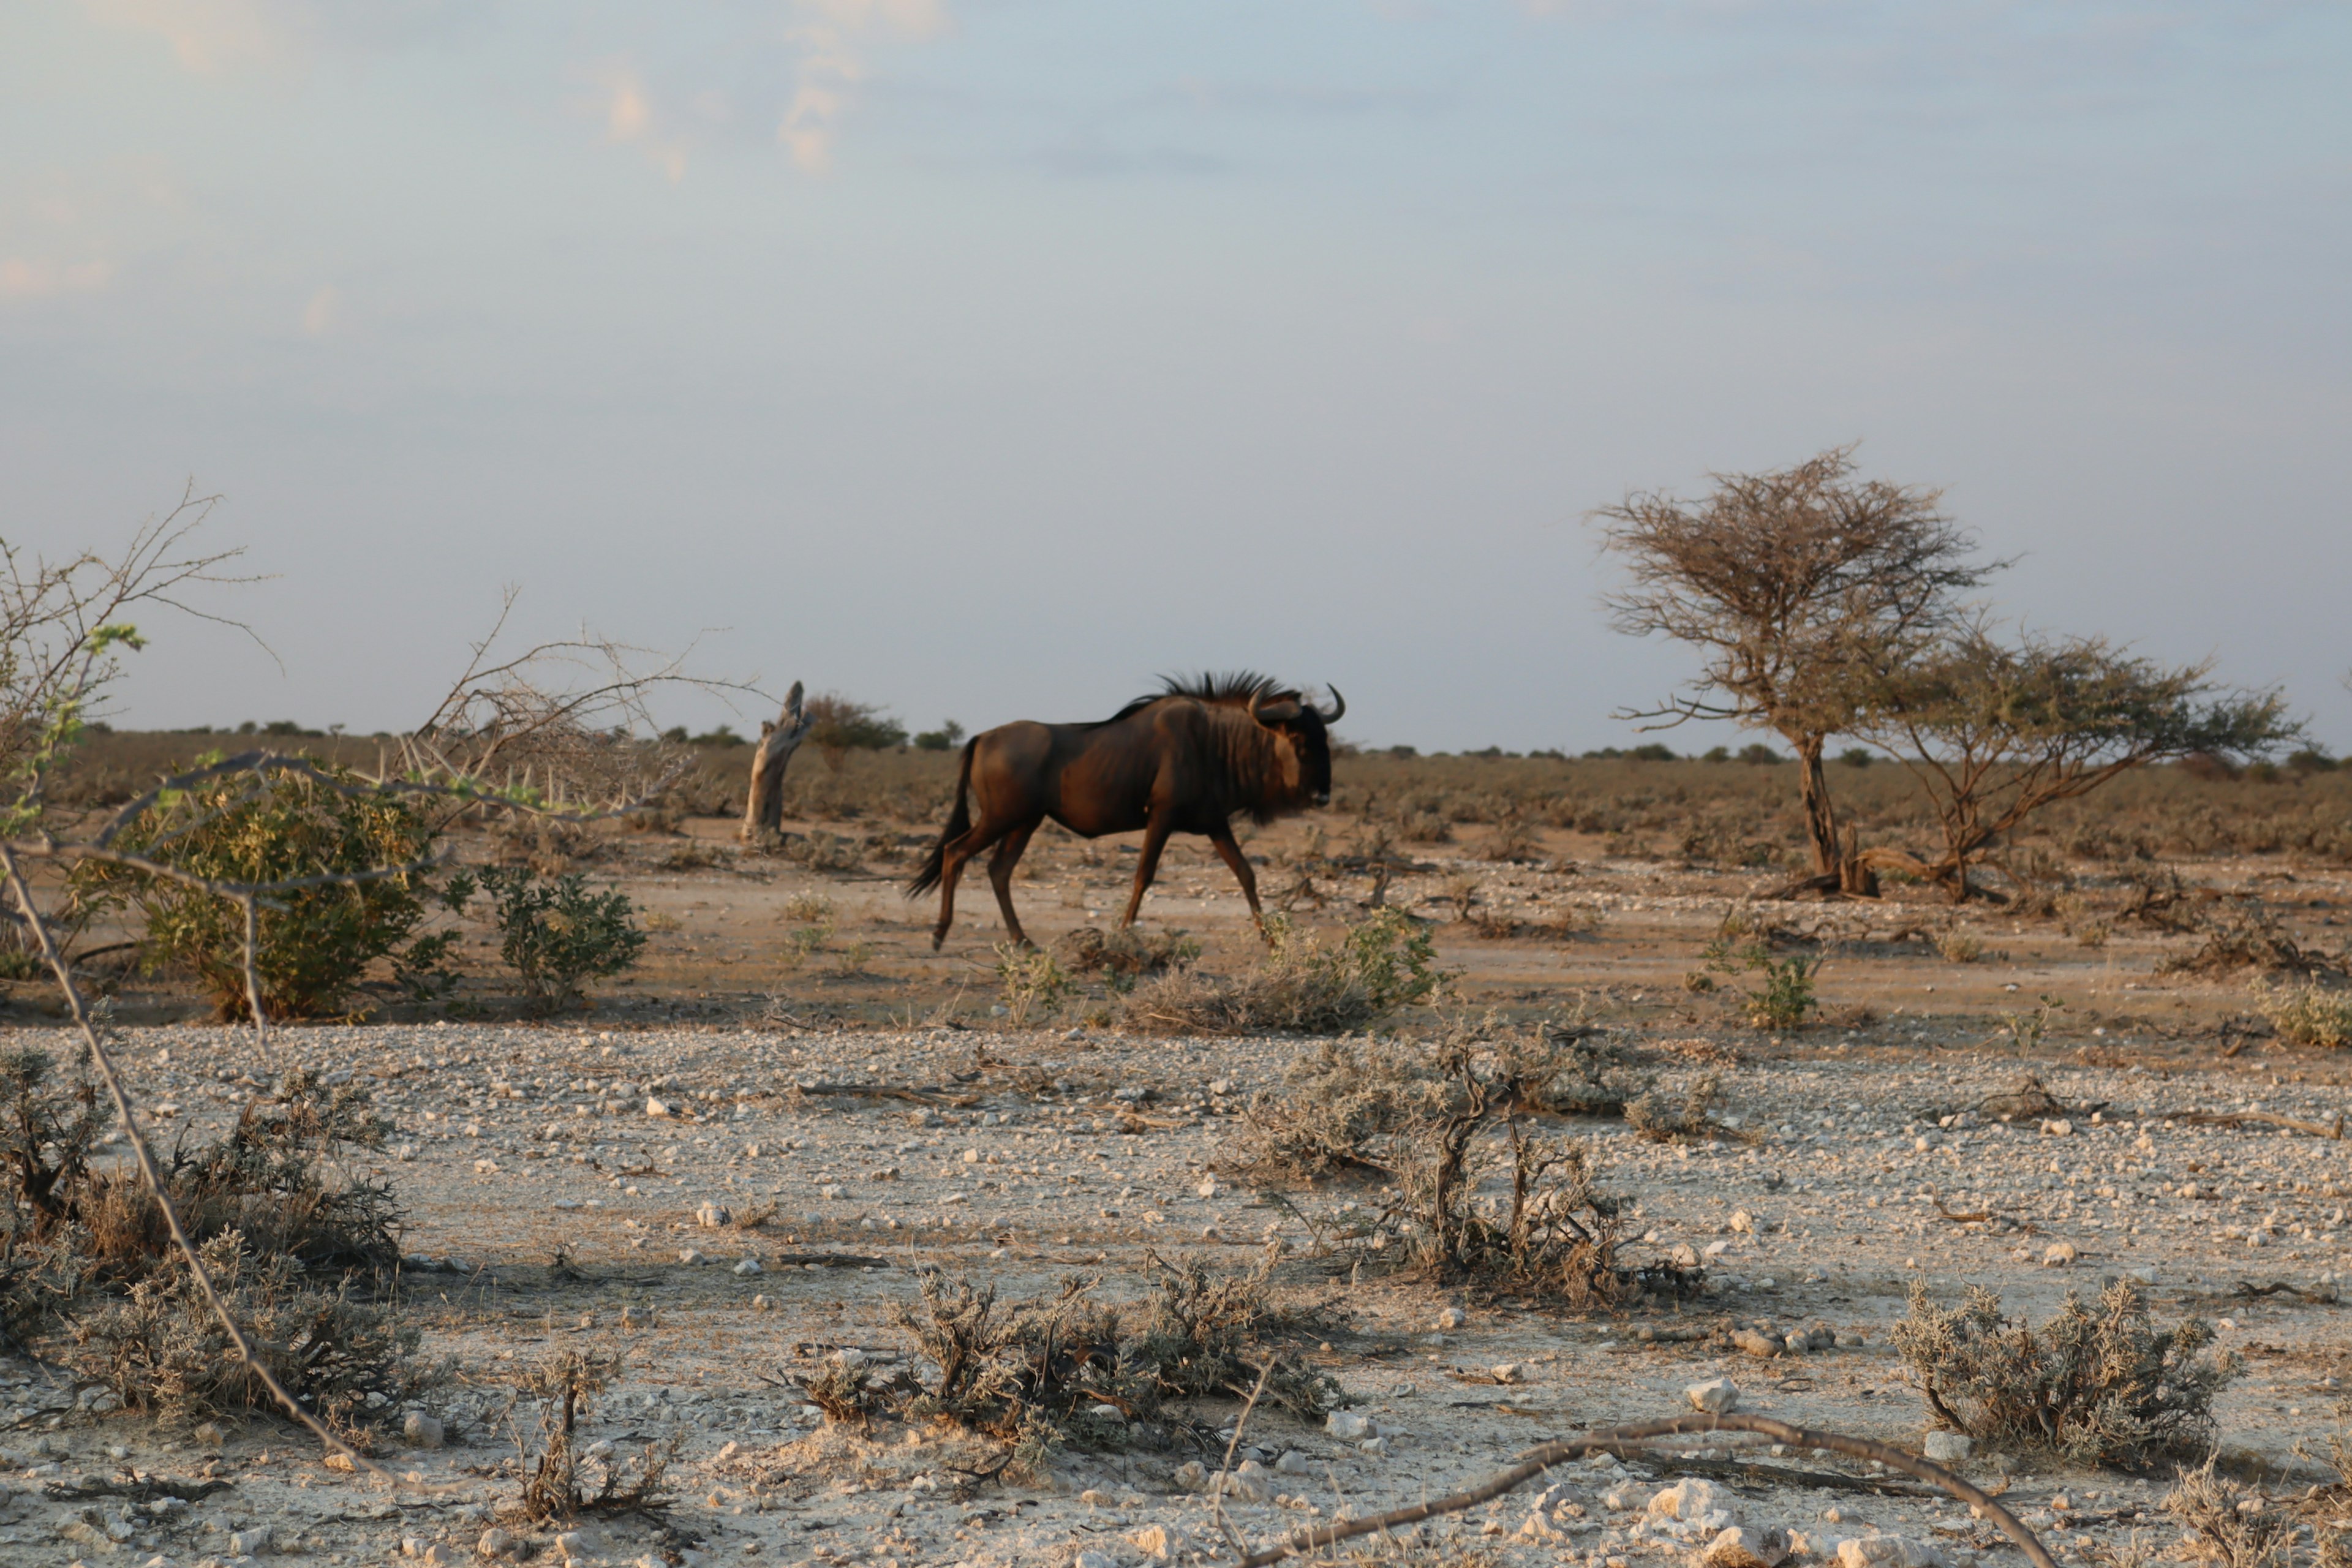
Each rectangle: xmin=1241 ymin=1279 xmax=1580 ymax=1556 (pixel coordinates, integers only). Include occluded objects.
xmin=0 ymin=257 xmax=115 ymax=300
xmin=780 ymin=0 xmax=950 ymax=173
xmin=301 ymin=284 xmax=339 ymax=336
xmin=591 ymin=62 xmax=693 ymax=181
xmin=77 ymin=0 xmax=306 ymax=73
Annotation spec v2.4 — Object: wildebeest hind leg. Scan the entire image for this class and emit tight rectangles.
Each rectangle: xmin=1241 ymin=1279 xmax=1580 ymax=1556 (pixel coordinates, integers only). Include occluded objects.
xmin=930 ymin=823 xmax=1006 ymax=951
xmin=987 ymin=820 xmax=1040 ymax=948
xmin=1208 ymin=826 xmax=1268 ymax=940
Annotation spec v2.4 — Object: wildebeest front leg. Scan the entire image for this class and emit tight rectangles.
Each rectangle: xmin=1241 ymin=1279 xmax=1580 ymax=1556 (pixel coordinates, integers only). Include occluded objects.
xmin=1120 ymin=816 xmax=1174 ymax=928
xmin=1207 ymin=824 xmax=1268 ymax=939
xmin=987 ymin=820 xmax=1040 ymax=948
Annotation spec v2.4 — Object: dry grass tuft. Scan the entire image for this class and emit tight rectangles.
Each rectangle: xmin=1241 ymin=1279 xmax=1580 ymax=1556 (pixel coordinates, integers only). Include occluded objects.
xmin=1118 ymin=910 xmax=1443 ymax=1036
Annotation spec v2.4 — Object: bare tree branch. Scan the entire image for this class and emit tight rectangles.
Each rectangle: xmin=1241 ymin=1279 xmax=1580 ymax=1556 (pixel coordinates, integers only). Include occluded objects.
xmin=1231 ymin=1412 xmax=2054 ymax=1568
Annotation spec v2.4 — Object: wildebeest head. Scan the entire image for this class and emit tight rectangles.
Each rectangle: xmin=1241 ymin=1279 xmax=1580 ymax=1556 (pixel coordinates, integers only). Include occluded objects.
xmin=1247 ymin=684 xmax=1346 ymax=807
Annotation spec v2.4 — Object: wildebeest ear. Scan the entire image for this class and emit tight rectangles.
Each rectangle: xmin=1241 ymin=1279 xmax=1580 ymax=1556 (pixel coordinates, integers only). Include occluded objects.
xmin=1248 ymin=691 xmax=1303 ymax=728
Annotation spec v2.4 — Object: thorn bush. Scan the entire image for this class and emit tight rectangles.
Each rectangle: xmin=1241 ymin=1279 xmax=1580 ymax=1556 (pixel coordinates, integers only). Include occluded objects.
xmin=1891 ymin=1278 xmax=2239 ymax=1467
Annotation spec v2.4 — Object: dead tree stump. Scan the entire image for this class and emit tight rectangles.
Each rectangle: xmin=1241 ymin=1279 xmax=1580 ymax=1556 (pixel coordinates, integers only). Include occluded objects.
xmin=739 ymin=681 xmax=812 ymax=843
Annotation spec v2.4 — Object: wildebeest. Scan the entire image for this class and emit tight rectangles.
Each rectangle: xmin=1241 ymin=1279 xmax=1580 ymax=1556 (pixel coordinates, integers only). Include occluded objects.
xmin=907 ymin=673 xmax=1344 ymax=949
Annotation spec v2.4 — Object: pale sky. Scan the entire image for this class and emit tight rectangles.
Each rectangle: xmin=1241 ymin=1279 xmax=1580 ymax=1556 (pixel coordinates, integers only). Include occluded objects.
xmin=4 ymin=1 xmax=2347 ymax=753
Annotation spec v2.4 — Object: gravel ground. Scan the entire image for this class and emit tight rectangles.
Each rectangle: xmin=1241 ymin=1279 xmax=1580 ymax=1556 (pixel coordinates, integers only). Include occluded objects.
xmin=2 ymin=1021 xmax=2347 ymax=1568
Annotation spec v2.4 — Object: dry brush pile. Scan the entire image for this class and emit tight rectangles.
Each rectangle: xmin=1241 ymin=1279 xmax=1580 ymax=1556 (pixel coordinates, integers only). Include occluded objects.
xmin=1229 ymin=1018 xmax=1707 ymax=1305
xmin=0 ymin=1049 xmax=439 ymax=1438
xmin=789 ymin=1257 xmax=1341 ymax=1477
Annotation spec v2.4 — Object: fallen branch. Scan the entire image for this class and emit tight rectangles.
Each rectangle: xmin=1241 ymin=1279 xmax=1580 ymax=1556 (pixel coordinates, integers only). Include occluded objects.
xmin=1611 ymin=1453 xmax=1942 ymax=1499
xmin=1935 ymin=1199 xmax=2041 ymax=1235
xmin=791 ymin=1082 xmax=981 ymax=1109
xmin=2152 ymin=1109 xmax=2345 ymax=1140
xmin=1228 ymin=1412 xmax=2056 ymax=1568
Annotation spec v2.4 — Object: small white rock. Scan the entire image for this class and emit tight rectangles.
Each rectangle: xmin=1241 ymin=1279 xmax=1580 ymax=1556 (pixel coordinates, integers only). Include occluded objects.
xmin=733 ymin=1257 xmax=763 ymax=1276
xmin=1921 ymin=1432 xmax=1973 ymax=1463
xmin=1686 ymin=1376 xmax=1741 ymax=1414
xmin=1326 ymin=1410 xmax=1376 ymax=1441
xmin=645 ymin=1096 xmax=673 ymax=1118
xmin=478 ymin=1526 xmax=515 ymax=1558
xmin=678 ymin=1248 xmax=706 ymax=1265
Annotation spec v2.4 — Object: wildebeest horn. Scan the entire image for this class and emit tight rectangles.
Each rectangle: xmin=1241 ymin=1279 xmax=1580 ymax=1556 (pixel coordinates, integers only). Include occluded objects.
xmin=1249 ymin=690 xmax=1302 ymax=727
xmin=1319 ymin=685 xmax=1346 ymax=723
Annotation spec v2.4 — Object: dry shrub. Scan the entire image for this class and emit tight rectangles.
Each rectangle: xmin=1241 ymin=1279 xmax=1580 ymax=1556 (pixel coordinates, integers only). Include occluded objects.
xmin=1891 ymin=1278 xmax=2237 ymax=1467
xmin=2257 ymin=982 xmax=2352 ymax=1049
xmin=2162 ymin=901 xmax=2339 ymax=977
xmin=511 ymin=1349 xmax=680 ymax=1523
xmin=2162 ymin=1457 xmax=2318 ymax=1568
xmin=1232 ymin=1020 xmax=1657 ymax=1180
xmin=0 ymin=1050 xmax=429 ymax=1434
xmin=66 ymin=1230 xmax=433 ymax=1435
xmin=1118 ymin=910 xmax=1443 ymax=1036
xmin=1623 ymin=1074 xmax=1733 ymax=1143
xmin=1053 ymin=925 xmax=1199 ymax=984
xmin=886 ymin=1260 xmax=1337 ymax=1471
xmin=1382 ymin=1031 xmax=1689 ymax=1304
xmin=493 ymin=816 xmax=608 ymax=875
xmin=1397 ymin=809 xmax=1454 ymax=845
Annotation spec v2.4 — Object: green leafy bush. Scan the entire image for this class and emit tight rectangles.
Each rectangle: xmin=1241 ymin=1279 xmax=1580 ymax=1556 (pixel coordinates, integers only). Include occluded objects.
xmin=74 ymin=760 xmax=440 ymax=1019
xmin=450 ymin=865 xmax=645 ymax=1011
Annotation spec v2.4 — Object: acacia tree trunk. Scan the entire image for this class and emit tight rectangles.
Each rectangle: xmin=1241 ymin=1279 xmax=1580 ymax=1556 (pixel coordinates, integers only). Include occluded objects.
xmin=1792 ymin=733 xmax=1841 ymax=877
xmin=739 ymin=681 xmax=811 ymax=843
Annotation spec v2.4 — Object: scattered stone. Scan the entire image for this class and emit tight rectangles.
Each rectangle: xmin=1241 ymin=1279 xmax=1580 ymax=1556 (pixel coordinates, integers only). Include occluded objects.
xmin=2041 ymin=1119 xmax=2073 ymax=1137
xmin=1212 ymin=1460 xmax=1272 ymax=1501
xmin=1921 ymin=1432 xmax=1972 ymax=1463
xmin=1686 ymin=1377 xmax=1740 ymax=1414
xmin=1074 ymin=1552 xmax=1118 ymax=1568
xmin=695 ymin=1200 xmax=730 ymax=1228
xmin=1275 ymin=1450 xmax=1311 ymax=1475
xmin=1731 ymin=1329 xmax=1782 ymax=1359
xmin=1837 ymin=1536 xmax=1948 ymax=1568
xmin=1521 ymin=1482 xmax=1591 ymax=1542
xmin=733 ymin=1257 xmax=763 ymax=1276
xmin=646 ymin=1097 xmax=673 ymax=1118
xmin=1700 ymin=1525 xmax=1794 ymax=1568
xmin=678 ymin=1248 xmax=707 ymax=1265
xmin=1327 ymin=1411 xmax=1376 ymax=1441
xmin=554 ymin=1526 xmax=608 ymax=1562
xmin=402 ymin=1411 xmax=445 ymax=1449
xmin=1649 ymin=1479 xmax=1736 ymax=1531
xmin=1729 ymin=1209 xmax=1759 ymax=1234
xmin=1172 ymin=1460 xmax=1208 ymax=1491
xmin=1129 ymin=1523 xmax=1188 ymax=1559
xmin=228 ymin=1524 xmax=276 ymax=1554
xmin=479 ymin=1526 xmax=515 ymax=1558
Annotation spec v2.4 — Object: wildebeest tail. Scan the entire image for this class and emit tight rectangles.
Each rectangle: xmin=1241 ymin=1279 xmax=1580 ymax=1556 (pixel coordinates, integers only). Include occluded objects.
xmin=906 ymin=737 xmax=976 ymax=898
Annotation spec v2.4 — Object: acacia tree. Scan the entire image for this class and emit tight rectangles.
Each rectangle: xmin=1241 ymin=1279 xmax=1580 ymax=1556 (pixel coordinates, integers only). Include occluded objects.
xmin=1850 ymin=624 xmax=2296 ymax=901
xmin=1593 ymin=447 xmax=2002 ymax=883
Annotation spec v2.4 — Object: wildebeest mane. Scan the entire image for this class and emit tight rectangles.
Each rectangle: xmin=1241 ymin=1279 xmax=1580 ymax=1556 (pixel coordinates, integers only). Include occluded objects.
xmin=1096 ymin=671 xmax=1295 ymax=726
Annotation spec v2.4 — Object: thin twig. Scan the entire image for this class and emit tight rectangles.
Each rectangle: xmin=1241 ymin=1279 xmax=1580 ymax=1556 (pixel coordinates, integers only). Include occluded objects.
xmin=1229 ymin=1412 xmax=2055 ymax=1568
xmin=1210 ymin=1359 xmax=1277 ymax=1559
